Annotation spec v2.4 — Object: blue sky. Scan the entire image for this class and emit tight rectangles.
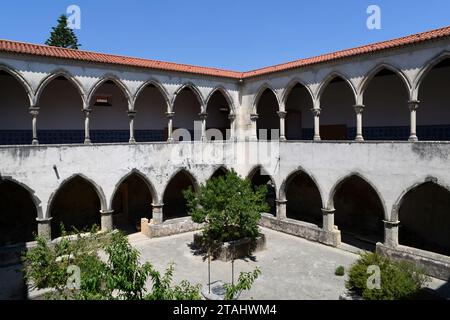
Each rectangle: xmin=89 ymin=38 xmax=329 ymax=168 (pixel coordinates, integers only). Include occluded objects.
xmin=0 ymin=0 xmax=449 ymax=71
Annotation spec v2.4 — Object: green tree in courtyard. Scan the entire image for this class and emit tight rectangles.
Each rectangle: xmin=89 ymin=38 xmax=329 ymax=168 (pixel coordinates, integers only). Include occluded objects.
xmin=45 ymin=15 xmax=81 ymax=49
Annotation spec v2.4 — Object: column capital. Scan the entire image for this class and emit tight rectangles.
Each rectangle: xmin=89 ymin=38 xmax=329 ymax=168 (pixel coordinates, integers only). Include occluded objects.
xmin=36 ymin=217 xmax=53 ymax=223
xmin=276 ymin=199 xmax=288 ymax=205
xmin=151 ymin=203 xmax=164 ymax=209
xmin=311 ymin=108 xmax=322 ymax=117
xmin=165 ymin=111 xmax=175 ymax=119
xmin=321 ymin=208 xmax=335 ymax=215
xmin=353 ymin=104 xmax=365 ymax=114
xmin=228 ymin=113 xmax=236 ymax=121
xmin=198 ymin=112 xmax=208 ymax=120
xmin=408 ymin=100 xmax=420 ymax=111
xmin=29 ymin=106 xmax=40 ymax=115
xmin=127 ymin=110 xmax=137 ymax=118
xmin=100 ymin=209 xmax=114 ymax=216
xmin=250 ymin=113 xmax=259 ymax=121
xmin=277 ymin=110 xmax=287 ymax=119
xmin=383 ymin=220 xmax=400 ymax=226
xmin=83 ymin=108 xmax=92 ymax=115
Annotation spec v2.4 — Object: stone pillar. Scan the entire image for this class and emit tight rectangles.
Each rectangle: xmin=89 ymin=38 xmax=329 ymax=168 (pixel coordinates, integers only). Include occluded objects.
xmin=100 ymin=210 xmax=114 ymax=232
xmin=354 ymin=104 xmax=365 ymax=142
xmin=36 ymin=217 xmax=52 ymax=240
xmin=128 ymin=110 xmax=137 ymax=143
xmin=383 ymin=220 xmax=400 ymax=247
xmin=322 ymin=208 xmax=335 ymax=232
xmin=199 ymin=112 xmax=208 ymax=141
xmin=311 ymin=108 xmax=321 ymax=141
xmin=166 ymin=112 xmax=175 ymax=142
xmin=277 ymin=111 xmax=287 ymax=141
xmin=276 ymin=199 xmax=287 ymax=220
xmin=83 ymin=108 xmax=92 ymax=144
xmin=250 ymin=113 xmax=259 ymax=141
xmin=228 ymin=113 xmax=236 ymax=141
xmin=29 ymin=106 xmax=39 ymax=145
xmin=408 ymin=100 xmax=420 ymax=142
xmin=151 ymin=203 xmax=164 ymax=224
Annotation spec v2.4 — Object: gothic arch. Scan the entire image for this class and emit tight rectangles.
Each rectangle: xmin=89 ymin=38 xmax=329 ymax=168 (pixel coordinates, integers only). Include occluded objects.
xmin=0 ymin=64 xmax=33 ymax=106
xmin=87 ymin=75 xmax=132 ymax=108
xmin=282 ymin=78 xmax=314 ymax=106
xmin=414 ymin=51 xmax=450 ymax=97
xmin=205 ymin=86 xmax=235 ymax=114
xmin=0 ymin=175 xmax=42 ymax=218
xmin=317 ymin=72 xmax=357 ymax=104
xmin=171 ymin=83 xmax=205 ymax=112
xmin=133 ymin=79 xmax=170 ymax=112
xmin=252 ymin=83 xmax=280 ymax=114
xmin=279 ymin=167 xmax=324 ymax=206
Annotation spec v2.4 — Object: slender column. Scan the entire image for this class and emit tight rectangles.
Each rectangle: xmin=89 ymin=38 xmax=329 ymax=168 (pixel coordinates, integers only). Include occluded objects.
xmin=29 ymin=106 xmax=39 ymax=145
xmin=322 ymin=208 xmax=335 ymax=232
xmin=228 ymin=114 xmax=236 ymax=141
xmin=276 ymin=199 xmax=287 ymax=220
xmin=277 ymin=111 xmax=287 ymax=141
xmin=354 ymin=104 xmax=365 ymax=142
xmin=166 ymin=112 xmax=175 ymax=142
xmin=83 ymin=108 xmax=92 ymax=144
xmin=311 ymin=108 xmax=321 ymax=141
xmin=408 ymin=100 xmax=420 ymax=142
xmin=199 ymin=112 xmax=208 ymax=141
xmin=383 ymin=220 xmax=400 ymax=247
xmin=100 ymin=210 xmax=114 ymax=232
xmin=37 ymin=217 xmax=52 ymax=240
xmin=250 ymin=113 xmax=259 ymax=141
xmin=128 ymin=110 xmax=137 ymax=143
xmin=152 ymin=203 xmax=164 ymax=224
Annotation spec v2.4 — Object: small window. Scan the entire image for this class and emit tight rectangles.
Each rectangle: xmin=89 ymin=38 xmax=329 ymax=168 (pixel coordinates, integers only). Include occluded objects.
xmin=94 ymin=95 xmax=112 ymax=107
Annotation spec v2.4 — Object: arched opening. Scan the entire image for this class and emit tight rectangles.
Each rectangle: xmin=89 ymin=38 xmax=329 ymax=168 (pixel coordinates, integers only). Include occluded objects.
xmin=248 ymin=167 xmax=276 ymax=215
xmin=0 ymin=180 xmax=37 ymax=246
xmin=134 ymin=84 xmax=168 ymax=142
xmin=89 ymin=80 xmax=129 ymax=143
xmin=399 ymin=182 xmax=450 ymax=256
xmin=163 ymin=171 xmax=197 ymax=221
xmin=333 ymin=176 xmax=384 ymax=249
xmin=285 ymin=171 xmax=322 ymax=226
xmin=206 ymin=90 xmax=231 ymax=140
xmin=256 ymin=89 xmax=279 ymax=140
xmin=363 ymin=68 xmax=409 ymax=140
xmin=319 ymin=76 xmax=355 ymax=140
xmin=38 ymin=76 xmax=84 ymax=144
xmin=173 ymin=87 xmax=202 ymax=141
xmin=417 ymin=58 xmax=450 ymax=141
xmin=210 ymin=166 xmax=229 ymax=180
xmin=0 ymin=70 xmax=31 ymax=145
xmin=50 ymin=176 xmax=101 ymax=238
xmin=285 ymin=83 xmax=314 ymax=140
xmin=111 ymin=173 xmax=153 ymax=234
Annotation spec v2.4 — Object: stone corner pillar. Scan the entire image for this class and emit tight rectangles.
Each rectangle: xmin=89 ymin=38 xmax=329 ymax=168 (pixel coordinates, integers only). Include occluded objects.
xmin=165 ymin=112 xmax=175 ymax=142
xmin=127 ymin=110 xmax=137 ymax=144
xmin=29 ymin=106 xmax=40 ymax=145
xmin=100 ymin=210 xmax=114 ymax=232
xmin=277 ymin=110 xmax=287 ymax=141
xmin=383 ymin=220 xmax=400 ymax=248
xmin=36 ymin=217 xmax=52 ymax=240
xmin=250 ymin=113 xmax=259 ymax=141
xmin=311 ymin=108 xmax=322 ymax=141
xmin=83 ymin=108 xmax=93 ymax=144
xmin=151 ymin=203 xmax=164 ymax=224
xmin=198 ymin=112 xmax=208 ymax=142
xmin=275 ymin=199 xmax=288 ymax=220
xmin=353 ymin=104 xmax=365 ymax=142
xmin=408 ymin=100 xmax=420 ymax=142
xmin=321 ymin=208 xmax=336 ymax=232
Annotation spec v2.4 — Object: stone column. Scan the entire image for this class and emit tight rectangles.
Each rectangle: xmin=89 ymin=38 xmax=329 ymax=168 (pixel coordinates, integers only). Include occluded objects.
xmin=29 ymin=106 xmax=39 ymax=145
xmin=166 ymin=112 xmax=175 ymax=142
xmin=277 ymin=111 xmax=287 ymax=141
xmin=354 ymin=104 xmax=365 ymax=142
xmin=83 ymin=108 xmax=92 ymax=144
xmin=311 ymin=108 xmax=321 ymax=141
xmin=36 ymin=217 xmax=52 ymax=240
xmin=322 ymin=208 xmax=335 ymax=232
xmin=128 ymin=110 xmax=137 ymax=143
xmin=250 ymin=113 xmax=259 ymax=141
xmin=199 ymin=112 xmax=208 ymax=141
xmin=228 ymin=113 xmax=236 ymax=141
xmin=383 ymin=220 xmax=400 ymax=247
xmin=100 ymin=210 xmax=114 ymax=232
xmin=152 ymin=203 xmax=164 ymax=224
xmin=408 ymin=100 xmax=420 ymax=142
xmin=276 ymin=199 xmax=287 ymax=220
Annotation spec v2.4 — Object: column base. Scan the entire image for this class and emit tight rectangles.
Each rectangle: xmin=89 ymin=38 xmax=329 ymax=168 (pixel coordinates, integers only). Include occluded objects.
xmin=32 ymin=139 xmax=39 ymax=146
xmin=408 ymin=135 xmax=418 ymax=142
xmin=37 ymin=217 xmax=52 ymax=240
xmin=355 ymin=135 xmax=364 ymax=142
xmin=167 ymin=138 xmax=174 ymax=143
xmin=313 ymin=135 xmax=321 ymax=141
xmin=84 ymin=138 xmax=92 ymax=145
xmin=279 ymin=136 xmax=287 ymax=142
xmin=129 ymin=138 xmax=136 ymax=144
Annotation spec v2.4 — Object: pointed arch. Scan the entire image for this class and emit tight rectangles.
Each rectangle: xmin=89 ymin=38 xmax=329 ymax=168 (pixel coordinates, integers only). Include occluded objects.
xmin=87 ymin=75 xmax=132 ymax=108
xmin=35 ymin=69 xmax=86 ymax=106
xmin=359 ymin=63 xmax=411 ymax=101
xmin=209 ymin=165 xmax=230 ymax=180
xmin=414 ymin=51 xmax=450 ymax=95
xmin=110 ymin=169 xmax=158 ymax=209
xmin=0 ymin=64 xmax=33 ymax=107
xmin=317 ymin=72 xmax=357 ymax=104
xmin=282 ymin=78 xmax=314 ymax=105
xmin=279 ymin=167 xmax=323 ymax=205
xmin=172 ymin=83 xmax=205 ymax=112
xmin=205 ymin=86 xmax=235 ymax=114
xmin=163 ymin=168 xmax=200 ymax=197
xmin=246 ymin=165 xmax=277 ymax=215
xmin=0 ymin=175 xmax=42 ymax=218
xmin=252 ymin=83 xmax=280 ymax=114
xmin=133 ymin=79 xmax=170 ymax=112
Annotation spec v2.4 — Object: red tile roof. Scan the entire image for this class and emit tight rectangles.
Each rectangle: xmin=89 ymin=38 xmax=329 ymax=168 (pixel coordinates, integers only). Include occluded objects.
xmin=1 ymin=25 xmax=450 ymax=80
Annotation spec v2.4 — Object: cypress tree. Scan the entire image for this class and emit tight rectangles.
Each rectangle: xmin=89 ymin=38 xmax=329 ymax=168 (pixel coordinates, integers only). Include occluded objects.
xmin=45 ymin=15 xmax=81 ymax=49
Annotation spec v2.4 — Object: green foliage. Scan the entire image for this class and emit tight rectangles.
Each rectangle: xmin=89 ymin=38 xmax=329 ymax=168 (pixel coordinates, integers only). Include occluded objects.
xmin=45 ymin=15 xmax=81 ymax=49
xmin=335 ymin=266 xmax=345 ymax=276
xmin=346 ymin=252 xmax=430 ymax=300
xmin=223 ymin=267 xmax=261 ymax=300
xmin=184 ymin=170 xmax=268 ymax=244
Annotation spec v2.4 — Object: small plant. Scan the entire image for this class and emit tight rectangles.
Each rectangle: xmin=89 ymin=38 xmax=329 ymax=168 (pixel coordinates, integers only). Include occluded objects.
xmin=335 ymin=266 xmax=345 ymax=276
xmin=223 ymin=267 xmax=261 ymax=300
xmin=346 ymin=252 xmax=430 ymax=300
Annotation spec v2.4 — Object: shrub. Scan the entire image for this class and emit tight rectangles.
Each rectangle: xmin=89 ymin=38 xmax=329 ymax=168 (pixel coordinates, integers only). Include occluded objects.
xmin=184 ymin=170 xmax=268 ymax=245
xmin=335 ymin=266 xmax=345 ymax=276
xmin=223 ymin=267 xmax=261 ymax=300
xmin=346 ymin=252 xmax=430 ymax=300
